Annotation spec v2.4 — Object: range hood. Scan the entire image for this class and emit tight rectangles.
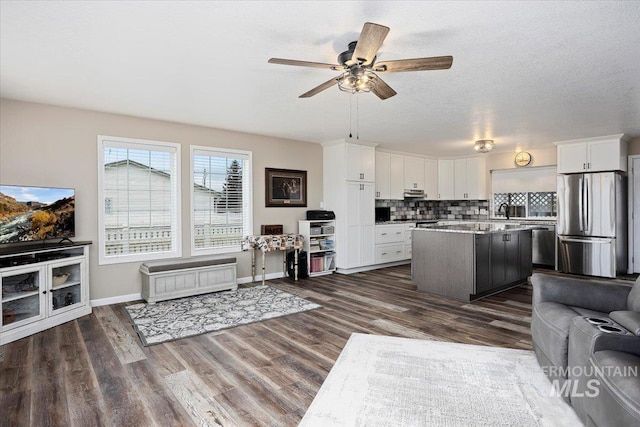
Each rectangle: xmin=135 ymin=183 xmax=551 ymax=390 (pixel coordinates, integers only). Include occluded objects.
xmin=403 ymin=189 xmax=425 ymax=198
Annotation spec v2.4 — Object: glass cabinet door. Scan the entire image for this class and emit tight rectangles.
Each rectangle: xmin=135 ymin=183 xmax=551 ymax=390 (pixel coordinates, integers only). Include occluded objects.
xmin=1 ymin=266 xmax=45 ymax=330
xmin=49 ymin=259 xmax=84 ymax=314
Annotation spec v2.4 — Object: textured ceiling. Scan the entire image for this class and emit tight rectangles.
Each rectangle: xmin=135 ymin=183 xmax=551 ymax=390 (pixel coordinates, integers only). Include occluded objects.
xmin=1 ymin=1 xmax=639 ymax=157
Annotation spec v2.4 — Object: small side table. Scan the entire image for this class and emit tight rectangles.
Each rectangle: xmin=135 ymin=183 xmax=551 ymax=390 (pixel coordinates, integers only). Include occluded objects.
xmin=242 ymin=234 xmax=305 ymax=285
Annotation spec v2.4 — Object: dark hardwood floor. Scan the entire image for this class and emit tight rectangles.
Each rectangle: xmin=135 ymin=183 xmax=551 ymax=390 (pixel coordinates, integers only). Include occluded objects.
xmin=0 ymin=265 xmax=535 ymax=426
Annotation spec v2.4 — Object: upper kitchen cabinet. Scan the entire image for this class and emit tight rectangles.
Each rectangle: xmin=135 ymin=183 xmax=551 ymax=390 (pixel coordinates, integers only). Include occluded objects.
xmin=389 ymin=155 xmax=404 ymax=199
xmin=454 ymin=157 xmax=487 ymax=200
xmin=438 ymin=157 xmax=487 ymax=200
xmin=438 ymin=159 xmax=455 ymax=199
xmin=404 ymin=156 xmax=425 ymax=190
xmin=424 ymin=158 xmax=438 ymax=200
xmin=555 ymin=134 xmax=629 ymax=174
xmin=374 ymin=152 xmax=405 ymax=200
xmin=346 ymin=143 xmax=376 ymax=182
xmin=375 ymin=152 xmax=390 ymax=199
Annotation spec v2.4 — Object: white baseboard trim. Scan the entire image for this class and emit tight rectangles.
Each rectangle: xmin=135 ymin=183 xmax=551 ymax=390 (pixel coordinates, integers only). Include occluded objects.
xmin=336 ymin=260 xmax=410 ymax=275
xmin=91 ymin=293 xmax=142 ymax=307
xmin=237 ymin=271 xmax=286 ymax=284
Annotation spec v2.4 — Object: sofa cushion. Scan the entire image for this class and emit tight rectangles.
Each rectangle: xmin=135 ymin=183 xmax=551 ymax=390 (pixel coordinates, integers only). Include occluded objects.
xmin=627 ymin=277 xmax=640 ymax=312
xmin=587 ymin=350 xmax=640 ymax=426
xmin=141 ymin=256 xmax=237 ymax=273
xmin=532 ymin=302 xmax=607 ymax=371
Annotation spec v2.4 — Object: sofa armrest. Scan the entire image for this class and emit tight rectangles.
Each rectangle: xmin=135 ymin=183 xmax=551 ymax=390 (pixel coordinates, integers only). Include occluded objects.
xmin=593 ymin=334 xmax=640 ymax=358
xmin=531 ymin=273 xmax=631 ymax=313
xmin=610 ymin=311 xmax=640 ymax=336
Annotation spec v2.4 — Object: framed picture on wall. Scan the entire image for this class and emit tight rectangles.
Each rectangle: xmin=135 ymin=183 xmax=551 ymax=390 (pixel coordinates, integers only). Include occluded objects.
xmin=265 ymin=168 xmax=307 ymax=207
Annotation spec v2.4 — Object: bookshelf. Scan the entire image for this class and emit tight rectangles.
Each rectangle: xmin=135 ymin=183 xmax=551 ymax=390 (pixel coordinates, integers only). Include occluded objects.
xmin=298 ymin=220 xmax=336 ymax=277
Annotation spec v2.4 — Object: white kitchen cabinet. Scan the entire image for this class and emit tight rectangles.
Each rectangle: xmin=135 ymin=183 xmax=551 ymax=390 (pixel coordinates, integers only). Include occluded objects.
xmin=454 ymin=157 xmax=487 ymax=200
xmin=375 ymin=224 xmax=405 ymax=244
xmin=389 ymin=154 xmax=404 ymax=200
xmin=438 ymin=159 xmax=455 ymax=199
xmin=346 ymin=143 xmax=375 ymax=182
xmin=346 ymin=182 xmax=375 ymax=268
xmin=374 ymin=223 xmax=411 ymax=264
xmin=557 ymin=142 xmax=587 ymax=174
xmin=323 ymin=139 xmax=377 ymax=273
xmin=375 ymin=152 xmax=390 ymax=199
xmin=404 ymin=156 xmax=425 ymax=190
xmin=464 ymin=157 xmax=487 ymax=199
xmin=404 ymin=223 xmax=415 ymax=259
xmin=555 ymin=134 xmax=629 ymax=173
xmin=424 ymin=159 xmax=438 ymax=200
xmin=375 ymin=152 xmax=404 ymax=200
xmin=454 ymin=158 xmax=467 ymax=199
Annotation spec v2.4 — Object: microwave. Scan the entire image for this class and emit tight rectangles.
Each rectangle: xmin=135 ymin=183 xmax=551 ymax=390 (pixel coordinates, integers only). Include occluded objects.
xmin=375 ymin=207 xmax=391 ymax=222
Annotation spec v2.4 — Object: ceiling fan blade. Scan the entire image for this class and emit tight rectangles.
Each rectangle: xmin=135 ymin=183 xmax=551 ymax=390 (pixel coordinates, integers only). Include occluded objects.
xmin=374 ymin=56 xmax=453 ymax=72
xmin=299 ymin=77 xmax=340 ymax=98
xmin=268 ymin=58 xmax=343 ymax=70
xmin=351 ymin=22 xmax=390 ymax=66
xmin=372 ymin=76 xmax=397 ymax=100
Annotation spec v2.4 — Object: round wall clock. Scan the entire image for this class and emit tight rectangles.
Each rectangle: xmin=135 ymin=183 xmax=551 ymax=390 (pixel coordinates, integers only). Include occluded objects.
xmin=515 ymin=151 xmax=532 ymax=167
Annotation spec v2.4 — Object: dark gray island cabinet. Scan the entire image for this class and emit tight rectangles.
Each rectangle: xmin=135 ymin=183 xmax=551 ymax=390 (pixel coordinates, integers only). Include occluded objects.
xmin=411 ymin=223 xmax=533 ymax=302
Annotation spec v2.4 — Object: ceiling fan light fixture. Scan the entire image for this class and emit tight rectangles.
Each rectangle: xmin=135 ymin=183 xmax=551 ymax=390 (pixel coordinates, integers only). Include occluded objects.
xmin=338 ymin=68 xmax=378 ymax=94
xmin=474 ymin=139 xmax=495 ymax=153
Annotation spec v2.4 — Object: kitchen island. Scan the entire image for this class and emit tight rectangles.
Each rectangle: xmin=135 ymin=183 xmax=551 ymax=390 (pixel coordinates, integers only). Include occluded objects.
xmin=412 ymin=223 xmax=534 ymax=302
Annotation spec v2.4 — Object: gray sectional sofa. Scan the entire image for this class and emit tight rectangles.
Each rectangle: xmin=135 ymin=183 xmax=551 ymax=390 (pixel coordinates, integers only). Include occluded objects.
xmin=531 ymin=273 xmax=640 ymax=426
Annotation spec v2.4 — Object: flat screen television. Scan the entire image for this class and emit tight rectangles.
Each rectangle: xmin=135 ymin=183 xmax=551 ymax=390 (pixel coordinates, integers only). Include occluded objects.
xmin=0 ymin=185 xmax=75 ymax=244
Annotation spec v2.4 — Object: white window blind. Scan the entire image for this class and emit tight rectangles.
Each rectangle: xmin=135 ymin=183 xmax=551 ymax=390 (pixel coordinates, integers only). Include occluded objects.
xmin=190 ymin=146 xmax=252 ymax=255
xmin=97 ymin=135 xmax=181 ymax=264
xmin=491 ymin=166 xmax=557 ymax=193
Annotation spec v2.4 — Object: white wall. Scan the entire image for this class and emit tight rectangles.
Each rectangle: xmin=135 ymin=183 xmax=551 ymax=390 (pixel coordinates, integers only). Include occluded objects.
xmin=0 ymin=99 xmax=323 ymax=300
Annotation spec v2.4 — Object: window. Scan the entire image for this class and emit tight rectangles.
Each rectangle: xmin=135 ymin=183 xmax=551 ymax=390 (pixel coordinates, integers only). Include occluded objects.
xmin=493 ymin=192 xmax=557 ymax=217
xmin=97 ymin=135 xmax=181 ymax=264
xmin=190 ymin=146 xmax=252 ymax=255
xmin=491 ymin=166 xmax=557 ymax=218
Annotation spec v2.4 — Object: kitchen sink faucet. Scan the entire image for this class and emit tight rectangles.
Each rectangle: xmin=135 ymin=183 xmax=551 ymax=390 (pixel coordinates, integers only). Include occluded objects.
xmin=498 ymin=203 xmax=510 ymax=220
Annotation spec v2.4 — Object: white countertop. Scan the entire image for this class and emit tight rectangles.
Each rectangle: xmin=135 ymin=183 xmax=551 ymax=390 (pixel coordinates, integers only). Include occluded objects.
xmin=413 ymin=222 xmax=542 ymax=234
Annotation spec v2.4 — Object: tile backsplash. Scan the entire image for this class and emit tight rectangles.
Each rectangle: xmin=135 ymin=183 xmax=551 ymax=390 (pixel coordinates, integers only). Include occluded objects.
xmin=375 ymin=199 xmax=490 ymax=221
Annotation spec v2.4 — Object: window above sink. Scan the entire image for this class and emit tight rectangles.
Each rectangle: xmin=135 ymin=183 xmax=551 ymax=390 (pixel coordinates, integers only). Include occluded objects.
xmin=493 ymin=191 xmax=557 ymax=219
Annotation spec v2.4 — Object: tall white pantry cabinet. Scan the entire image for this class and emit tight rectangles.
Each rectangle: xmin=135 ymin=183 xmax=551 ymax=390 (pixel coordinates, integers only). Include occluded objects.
xmin=323 ymin=139 xmax=376 ymax=272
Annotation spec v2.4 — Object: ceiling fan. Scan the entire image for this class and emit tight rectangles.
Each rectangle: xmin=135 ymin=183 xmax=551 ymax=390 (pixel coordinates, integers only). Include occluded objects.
xmin=268 ymin=22 xmax=453 ymax=100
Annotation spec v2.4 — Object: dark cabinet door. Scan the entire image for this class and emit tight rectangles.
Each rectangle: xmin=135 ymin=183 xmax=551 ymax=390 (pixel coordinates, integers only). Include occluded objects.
xmin=475 ymin=235 xmax=492 ymax=294
xmin=504 ymin=232 xmax=520 ymax=284
xmin=519 ymin=230 xmax=533 ymax=278
xmin=491 ymin=233 xmax=507 ymax=287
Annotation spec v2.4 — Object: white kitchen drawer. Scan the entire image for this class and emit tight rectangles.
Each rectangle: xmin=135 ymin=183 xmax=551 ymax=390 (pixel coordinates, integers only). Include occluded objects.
xmin=375 ymin=224 xmax=404 ymax=244
xmin=403 ymin=223 xmax=415 ymax=245
xmin=375 ymin=243 xmax=405 ymax=264
xmin=405 ymin=244 xmax=412 ymax=259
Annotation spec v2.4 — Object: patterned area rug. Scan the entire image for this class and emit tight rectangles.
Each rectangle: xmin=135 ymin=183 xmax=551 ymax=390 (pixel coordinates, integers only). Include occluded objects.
xmin=125 ymin=285 xmax=321 ymax=346
xmin=300 ymin=333 xmax=581 ymax=427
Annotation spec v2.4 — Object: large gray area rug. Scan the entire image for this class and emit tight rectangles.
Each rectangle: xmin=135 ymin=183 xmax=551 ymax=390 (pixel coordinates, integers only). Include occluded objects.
xmin=125 ymin=285 xmax=321 ymax=346
xmin=300 ymin=333 xmax=581 ymax=427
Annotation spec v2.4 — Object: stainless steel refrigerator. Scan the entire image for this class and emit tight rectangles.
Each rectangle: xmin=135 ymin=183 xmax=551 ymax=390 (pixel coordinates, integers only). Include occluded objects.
xmin=557 ymin=172 xmax=627 ymax=278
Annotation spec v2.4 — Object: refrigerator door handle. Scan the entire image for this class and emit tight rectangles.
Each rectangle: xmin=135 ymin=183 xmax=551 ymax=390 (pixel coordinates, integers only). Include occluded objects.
xmin=558 ymin=236 xmax=613 ymax=244
xmin=584 ymin=175 xmax=590 ymax=233
xmin=578 ymin=176 xmax=584 ymax=232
